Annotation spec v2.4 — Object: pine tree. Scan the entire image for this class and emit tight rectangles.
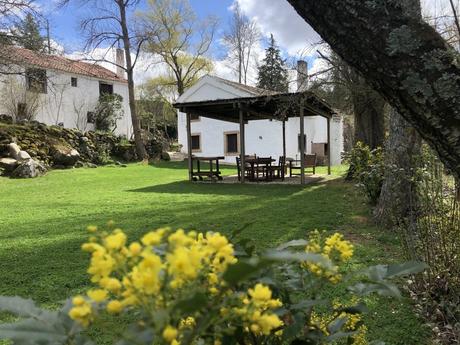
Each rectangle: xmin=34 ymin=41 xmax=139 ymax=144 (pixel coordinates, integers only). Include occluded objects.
xmin=257 ymin=34 xmax=288 ymax=92
xmin=13 ymin=14 xmax=47 ymax=52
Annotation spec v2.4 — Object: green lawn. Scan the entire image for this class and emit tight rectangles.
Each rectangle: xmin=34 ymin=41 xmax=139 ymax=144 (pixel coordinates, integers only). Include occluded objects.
xmin=0 ymin=162 xmax=430 ymax=344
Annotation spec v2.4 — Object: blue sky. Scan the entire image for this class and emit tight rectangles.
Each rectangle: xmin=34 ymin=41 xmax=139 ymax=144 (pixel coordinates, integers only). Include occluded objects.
xmin=40 ymin=0 xmax=236 ymax=55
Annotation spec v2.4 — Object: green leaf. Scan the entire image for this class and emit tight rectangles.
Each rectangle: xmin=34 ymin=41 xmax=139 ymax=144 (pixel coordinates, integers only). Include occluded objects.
xmin=386 ymin=261 xmax=427 ymax=278
xmin=327 ymin=316 xmax=348 ymax=334
xmin=0 ymin=319 xmax=68 ymax=344
xmin=263 ymin=250 xmax=332 ymax=268
xmin=276 ymin=239 xmax=309 ymax=250
xmin=290 ymin=299 xmax=326 ymax=311
xmin=174 ymin=292 xmax=208 ymax=314
xmin=222 ymin=258 xmax=268 ymax=285
xmin=0 ymin=296 xmax=45 ymax=318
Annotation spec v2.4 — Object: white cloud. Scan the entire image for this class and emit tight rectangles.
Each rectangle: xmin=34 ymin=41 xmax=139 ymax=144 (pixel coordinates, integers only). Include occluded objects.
xmin=235 ymin=0 xmax=321 ymax=56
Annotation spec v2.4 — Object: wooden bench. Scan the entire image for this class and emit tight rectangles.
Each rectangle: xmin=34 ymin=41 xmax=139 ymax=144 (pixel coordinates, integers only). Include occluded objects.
xmin=289 ymin=154 xmax=317 ymax=176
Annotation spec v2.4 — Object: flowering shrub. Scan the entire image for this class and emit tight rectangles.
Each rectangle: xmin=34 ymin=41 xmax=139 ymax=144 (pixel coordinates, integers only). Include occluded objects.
xmin=0 ymin=224 xmax=426 ymax=345
xmin=345 ymin=142 xmax=384 ymax=204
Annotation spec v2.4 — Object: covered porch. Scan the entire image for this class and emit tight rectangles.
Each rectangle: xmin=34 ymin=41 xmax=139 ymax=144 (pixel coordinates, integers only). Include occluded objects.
xmin=173 ymin=91 xmax=337 ymax=185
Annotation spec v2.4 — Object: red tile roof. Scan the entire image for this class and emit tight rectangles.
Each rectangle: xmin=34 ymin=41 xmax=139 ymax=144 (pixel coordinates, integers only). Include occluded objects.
xmin=0 ymin=46 xmax=127 ymax=83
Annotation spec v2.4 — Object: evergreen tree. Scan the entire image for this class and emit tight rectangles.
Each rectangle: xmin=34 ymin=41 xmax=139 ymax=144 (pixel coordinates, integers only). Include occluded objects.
xmin=257 ymin=34 xmax=288 ymax=92
xmin=12 ymin=14 xmax=47 ymax=52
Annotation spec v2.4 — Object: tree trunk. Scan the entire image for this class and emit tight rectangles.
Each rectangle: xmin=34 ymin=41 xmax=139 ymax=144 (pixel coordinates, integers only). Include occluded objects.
xmin=118 ymin=1 xmax=148 ymax=160
xmin=351 ymin=86 xmax=385 ymax=149
xmin=374 ymin=108 xmax=421 ymax=227
xmin=286 ymin=0 xmax=460 ymax=179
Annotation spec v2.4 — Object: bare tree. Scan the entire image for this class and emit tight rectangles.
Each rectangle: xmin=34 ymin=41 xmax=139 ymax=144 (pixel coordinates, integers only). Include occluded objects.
xmin=1 ymin=75 xmax=41 ymax=122
xmin=60 ymin=0 xmax=148 ymax=159
xmin=140 ymin=0 xmax=217 ymax=96
xmin=73 ymin=98 xmax=89 ymax=131
xmin=223 ymin=2 xmax=260 ymax=85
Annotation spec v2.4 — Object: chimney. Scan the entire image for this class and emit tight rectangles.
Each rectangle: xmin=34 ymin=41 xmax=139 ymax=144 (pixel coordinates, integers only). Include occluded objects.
xmin=296 ymin=60 xmax=308 ymax=92
xmin=115 ymin=48 xmax=125 ymax=79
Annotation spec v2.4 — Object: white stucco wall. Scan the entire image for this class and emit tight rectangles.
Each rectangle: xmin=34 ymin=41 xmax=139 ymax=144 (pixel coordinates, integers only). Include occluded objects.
xmin=0 ymin=66 xmax=132 ymax=138
xmin=177 ymin=76 xmax=344 ymax=166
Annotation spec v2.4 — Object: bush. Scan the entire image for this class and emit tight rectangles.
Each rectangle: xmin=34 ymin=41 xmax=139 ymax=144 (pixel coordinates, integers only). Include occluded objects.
xmin=345 ymin=142 xmax=384 ymax=204
xmin=93 ymin=94 xmax=124 ymax=132
xmin=0 ymin=224 xmax=426 ymax=345
xmin=401 ymin=148 xmax=460 ymax=344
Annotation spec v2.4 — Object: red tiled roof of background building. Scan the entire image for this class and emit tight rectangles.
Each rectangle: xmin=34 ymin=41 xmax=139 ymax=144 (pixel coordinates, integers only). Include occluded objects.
xmin=0 ymin=46 xmax=127 ymax=83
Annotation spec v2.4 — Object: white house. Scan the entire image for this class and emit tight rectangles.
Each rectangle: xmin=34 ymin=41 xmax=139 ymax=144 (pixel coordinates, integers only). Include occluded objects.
xmin=0 ymin=46 xmax=132 ymax=137
xmin=176 ymin=75 xmax=343 ymax=166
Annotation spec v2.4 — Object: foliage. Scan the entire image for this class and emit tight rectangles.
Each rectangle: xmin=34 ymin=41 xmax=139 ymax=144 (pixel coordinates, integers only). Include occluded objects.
xmin=0 ymin=223 xmax=426 ymax=345
xmin=257 ymin=34 xmax=289 ymax=92
xmin=93 ymin=94 xmax=124 ymax=132
xmin=401 ymin=147 xmax=460 ymax=344
xmin=345 ymin=142 xmax=384 ymax=204
xmin=140 ymin=0 xmax=216 ymax=95
xmin=11 ymin=13 xmax=47 ymax=52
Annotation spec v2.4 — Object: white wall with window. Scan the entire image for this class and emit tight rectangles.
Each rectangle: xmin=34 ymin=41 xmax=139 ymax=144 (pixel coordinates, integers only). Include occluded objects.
xmin=177 ymin=75 xmax=344 ymax=166
xmin=0 ymin=66 xmax=132 ymax=138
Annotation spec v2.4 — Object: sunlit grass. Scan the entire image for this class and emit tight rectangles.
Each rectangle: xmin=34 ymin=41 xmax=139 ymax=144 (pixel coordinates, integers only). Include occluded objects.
xmin=0 ymin=162 xmax=430 ymax=344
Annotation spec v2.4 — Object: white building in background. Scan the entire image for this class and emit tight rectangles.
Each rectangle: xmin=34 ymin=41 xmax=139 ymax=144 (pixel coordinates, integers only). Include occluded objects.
xmin=176 ymin=74 xmax=344 ymax=166
xmin=0 ymin=46 xmax=132 ymax=137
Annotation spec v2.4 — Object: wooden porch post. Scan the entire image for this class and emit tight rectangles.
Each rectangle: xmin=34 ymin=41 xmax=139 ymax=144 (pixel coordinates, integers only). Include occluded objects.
xmin=300 ymin=102 xmax=305 ymax=185
xmin=327 ymin=116 xmax=331 ymax=175
xmin=282 ymin=118 xmax=286 ymax=158
xmin=239 ymin=104 xmax=246 ymax=183
xmin=186 ymin=112 xmax=193 ymax=181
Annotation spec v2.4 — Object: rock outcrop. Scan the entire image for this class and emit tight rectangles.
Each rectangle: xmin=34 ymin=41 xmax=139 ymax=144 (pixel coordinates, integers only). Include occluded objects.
xmin=0 ymin=118 xmax=170 ymax=178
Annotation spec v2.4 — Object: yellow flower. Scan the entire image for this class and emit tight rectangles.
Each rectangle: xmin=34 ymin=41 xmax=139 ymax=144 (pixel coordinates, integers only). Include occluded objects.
xmin=162 ymin=325 xmax=178 ymax=342
xmin=107 ymin=300 xmax=123 ymax=314
xmin=87 ymin=289 xmax=108 ymax=302
xmin=87 ymin=251 xmax=115 ymax=282
xmin=167 ymin=246 xmax=203 ymax=281
xmin=141 ymin=228 xmax=166 ymax=246
xmin=179 ymin=316 xmax=195 ymax=329
xmin=129 ymin=242 xmax=142 ymax=256
xmin=87 ymin=225 xmax=97 ymax=233
xmin=168 ymin=229 xmax=192 ymax=247
xmin=131 ymin=253 xmax=162 ymax=294
xmin=105 ymin=231 xmax=127 ymax=250
xmin=69 ymin=299 xmax=92 ymax=327
xmin=248 ymin=284 xmax=272 ymax=303
xmin=72 ymin=295 xmax=85 ymax=306
xmin=100 ymin=277 xmax=122 ymax=293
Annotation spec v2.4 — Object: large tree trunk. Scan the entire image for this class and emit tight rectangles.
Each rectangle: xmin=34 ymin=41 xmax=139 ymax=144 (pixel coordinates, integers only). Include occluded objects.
xmin=374 ymin=109 xmax=422 ymax=227
xmin=374 ymin=0 xmax=423 ymax=228
xmin=351 ymin=86 xmax=385 ymax=149
xmin=118 ymin=1 xmax=148 ymax=160
xmin=286 ymin=0 xmax=460 ymax=179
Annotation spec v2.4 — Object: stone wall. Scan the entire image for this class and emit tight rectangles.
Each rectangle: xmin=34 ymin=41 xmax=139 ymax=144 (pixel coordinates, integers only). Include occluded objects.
xmin=0 ymin=117 xmax=169 ymax=177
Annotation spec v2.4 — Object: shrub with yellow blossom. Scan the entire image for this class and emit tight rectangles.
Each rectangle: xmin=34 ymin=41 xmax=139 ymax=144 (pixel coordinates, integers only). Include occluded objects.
xmin=0 ymin=223 xmax=427 ymax=345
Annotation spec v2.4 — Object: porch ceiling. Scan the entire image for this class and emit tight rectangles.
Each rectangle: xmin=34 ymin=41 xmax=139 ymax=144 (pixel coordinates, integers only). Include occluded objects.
xmin=173 ymin=91 xmax=335 ymax=123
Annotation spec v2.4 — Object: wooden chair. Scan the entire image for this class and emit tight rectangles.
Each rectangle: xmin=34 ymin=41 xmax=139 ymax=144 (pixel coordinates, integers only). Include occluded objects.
xmin=289 ymin=154 xmax=317 ymax=176
xmin=268 ymin=156 xmax=286 ymax=180
xmin=236 ymin=157 xmax=252 ymax=181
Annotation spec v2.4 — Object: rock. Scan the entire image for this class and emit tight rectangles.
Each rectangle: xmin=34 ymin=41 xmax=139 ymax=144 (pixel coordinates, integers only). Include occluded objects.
xmin=8 ymin=143 xmax=21 ymax=159
xmin=161 ymin=151 xmax=171 ymax=161
xmin=11 ymin=159 xmax=46 ymax=178
xmin=18 ymin=150 xmax=31 ymax=160
xmin=0 ymin=157 xmax=18 ymax=172
xmin=52 ymin=146 xmax=80 ymax=167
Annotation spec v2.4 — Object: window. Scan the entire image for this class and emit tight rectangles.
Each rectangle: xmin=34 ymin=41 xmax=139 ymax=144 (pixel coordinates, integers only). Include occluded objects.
xmin=26 ymin=68 xmax=47 ymax=93
xmin=190 ymin=113 xmax=200 ymax=121
xmin=224 ymin=132 xmax=239 ymax=155
xmin=191 ymin=134 xmax=201 ymax=152
xmin=87 ymin=111 xmax=95 ymax=124
xmin=297 ymin=134 xmax=306 ymax=152
xmin=71 ymin=77 xmax=78 ymax=87
xmin=99 ymin=82 xmax=113 ymax=96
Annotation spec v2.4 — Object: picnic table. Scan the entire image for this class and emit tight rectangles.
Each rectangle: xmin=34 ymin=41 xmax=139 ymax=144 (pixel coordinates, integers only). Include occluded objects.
xmin=191 ymin=156 xmax=224 ymax=181
xmin=244 ymin=157 xmax=276 ymax=181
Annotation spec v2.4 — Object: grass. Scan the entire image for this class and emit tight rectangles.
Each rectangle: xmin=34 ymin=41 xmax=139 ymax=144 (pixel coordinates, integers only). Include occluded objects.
xmin=0 ymin=162 xmax=430 ymax=344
